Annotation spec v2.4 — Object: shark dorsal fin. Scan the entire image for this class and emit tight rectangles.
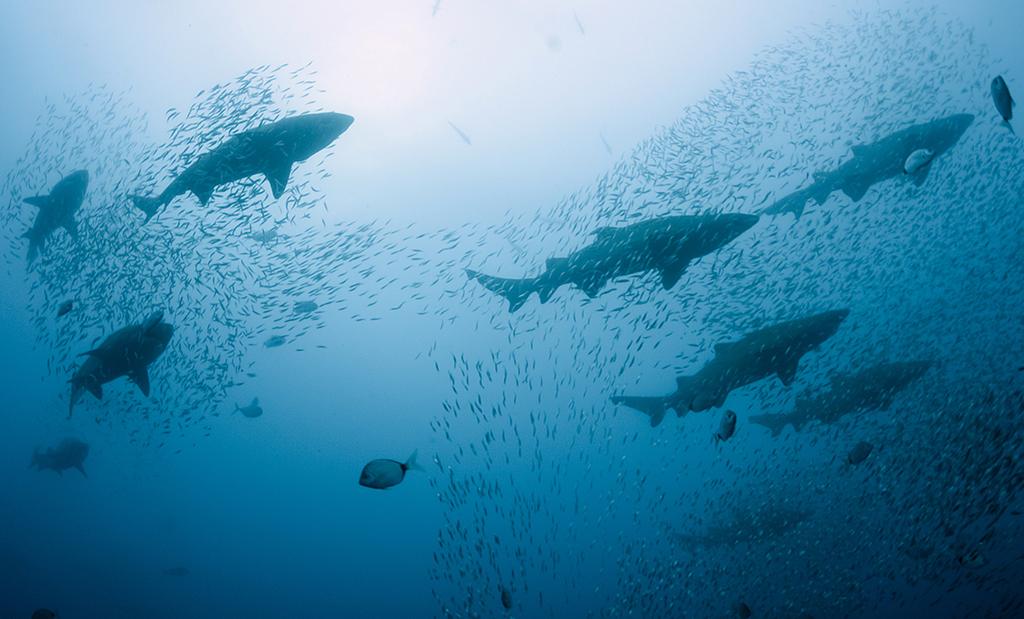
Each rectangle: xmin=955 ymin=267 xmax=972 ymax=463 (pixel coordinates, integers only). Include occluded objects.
xmin=264 ymin=159 xmax=293 ymax=199
xmin=24 ymin=195 xmax=51 ymax=208
xmin=850 ymin=144 xmax=869 ymax=156
xmin=130 ymin=366 xmax=151 ymax=397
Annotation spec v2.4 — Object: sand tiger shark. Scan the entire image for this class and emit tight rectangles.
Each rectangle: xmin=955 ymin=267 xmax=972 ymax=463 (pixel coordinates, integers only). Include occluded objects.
xmin=612 ymin=309 xmax=849 ymax=426
xmin=467 ymin=213 xmax=759 ymax=312
xmin=22 ymin=170 xmax=88 ymax=263
xmin=750 ymin=360 xmax=931 ymax=436
xmin=131 ymin=112 xmax=354 ymax=221
xmin=762 ymin=114 xmax=973 ymax=218
xmin=68 ymin=311 xmax=173 ymax=417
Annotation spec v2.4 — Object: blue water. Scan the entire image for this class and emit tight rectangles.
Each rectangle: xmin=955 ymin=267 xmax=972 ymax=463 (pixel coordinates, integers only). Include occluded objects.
xmin=2 ymin=3 xmax=1024 ymax=618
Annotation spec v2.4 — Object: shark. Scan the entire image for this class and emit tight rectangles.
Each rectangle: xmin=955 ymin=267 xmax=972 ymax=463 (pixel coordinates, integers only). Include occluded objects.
xmin=131 ymin=112 xmax=354 ymax=221
xmin=762 ymin=114 xmax=974 ymax=218
xmin=68 ymin=311 xmax=173 ymax=417
xmin=22 ymin=170 xmax=88 ymax=263
xmin=612 ymin=309 xmax=849 ymax=427
xmin=749 ymin=360 xmax=931 ymax=436
xmin=31 ymin=438 xmax=89 ymax=477
xmin=467 ymin=213 xmax=759 ymax=312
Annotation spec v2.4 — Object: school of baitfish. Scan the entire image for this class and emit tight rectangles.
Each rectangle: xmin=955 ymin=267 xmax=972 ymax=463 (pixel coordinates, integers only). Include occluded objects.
xmin=5 ymin=10 xmax=1024 ymax=618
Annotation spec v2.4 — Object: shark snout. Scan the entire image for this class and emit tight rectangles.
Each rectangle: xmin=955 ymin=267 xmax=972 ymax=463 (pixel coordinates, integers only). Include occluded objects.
xmin=322 ymin=113 xmax=355 ymax=139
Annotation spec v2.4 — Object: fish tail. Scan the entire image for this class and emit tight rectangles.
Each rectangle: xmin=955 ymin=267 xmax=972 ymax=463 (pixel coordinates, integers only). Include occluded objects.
xmin=466 ymin=269 xmax=538 ymax=313
xmin=130 ymin=195 xmax=164 ymax=223
xmin=405 ymin=450 xmax=424 ymax=473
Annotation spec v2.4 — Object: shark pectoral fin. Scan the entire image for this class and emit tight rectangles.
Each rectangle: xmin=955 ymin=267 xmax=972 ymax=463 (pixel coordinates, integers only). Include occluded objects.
xmin=659 ymin=261 xmax=688 ymax=290
xmin=750 ymin=414 xmax=788 ymax=437
xmin=24 ymin=195 xmax=51 ymax=208
xmin=578 ymin=280 xmax=603 ymax=299
xmin=87 ymin=383 xmax=103 ymax=400
xmin=192 ymin=186 xmax=213 ymax=206
xmin=75 ymin=463 xmax=88 ymax=478
xmin=610 ymin=395 xmax=668 ymax=427
xmin=911 ymin=164 xmax=932 ymax=187
xmin=130 ymin=367 xmax=151 ymax=397
xmin=777 ymin=361 xmax=800 ymax=387
xmin=265 ymin=159 xmax=293 ymax=199
xmin=840 ymin=178 xmax=871 ymax=202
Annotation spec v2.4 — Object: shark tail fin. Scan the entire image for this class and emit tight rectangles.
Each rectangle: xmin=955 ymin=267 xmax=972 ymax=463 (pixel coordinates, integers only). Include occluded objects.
xmin=610 ymin=395 xmax=669 ymax=427
xmin=749 ymin=413 xmax=789 ymax=438
xmin=466 ymin=269 xmax=538 ymax=313
xmin=130 ymin=195 xmax=163 ymax=223
xmin=404 ymin=450 xmax=424 ymax=473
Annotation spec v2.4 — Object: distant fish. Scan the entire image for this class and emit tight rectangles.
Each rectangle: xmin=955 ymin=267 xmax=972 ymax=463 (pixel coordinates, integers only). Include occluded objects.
xmin=235 ymin=397 xmax=263 ymax=418
xmin=957 ymin=548 xmax=986 ymax=569
xmin=903 ymin=148 xmax=934 ymax=175
xmin=500 ymin=586 xmax=513 ymax=610
xmin=293 ymin=300 xmax=319 ymax=314
xmin=573 ymin=11 xmax=585 ymax=35
xmin=31 ymin=438 xmax=89 ymax=477
xmin=264 ymin=335 xmax=287 ymax=348
xmin=31 ymin=610 xmax=58 ymax=619
xmin=432 ymin=0 xmax=441 ymax=17
xmin=447 ymin=121 xmax=472 ymax=145
xmin=846 ymin=441 xmax=874 ymax=465
xmin=714 ymin=410 xmax=737 ymax=443
xmin=600 ymin=132 xmax=613 ymax=155
xmin=359 ymin=451 xmax=423 ymax=489
xmin=991 ymin=75 xmax=1015 ymax=133
xmin=56 ymin=300 xmax=74 ymax=318
xmin=734 ymin=601 xmax=752 ymax=618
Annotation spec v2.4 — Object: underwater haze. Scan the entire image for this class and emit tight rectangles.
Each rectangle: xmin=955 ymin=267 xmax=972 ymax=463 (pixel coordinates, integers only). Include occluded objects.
xmin=2 ymin=1 xmax=1024 ymax=617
